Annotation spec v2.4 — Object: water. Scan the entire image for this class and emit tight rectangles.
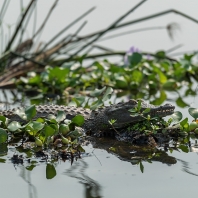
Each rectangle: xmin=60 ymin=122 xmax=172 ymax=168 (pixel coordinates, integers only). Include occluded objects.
xmin=1 ymin=143 xmax=198 ymax=198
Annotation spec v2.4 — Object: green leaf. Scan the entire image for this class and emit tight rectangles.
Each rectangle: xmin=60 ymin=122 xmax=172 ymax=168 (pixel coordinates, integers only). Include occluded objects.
xmin=43 ymin=125 xmax=55 ymax=138
xmin=178 ymin=145 xmax=189 ymax=153
xmin=29 ymin=76 xmax=41 ymax=85
xmin=0 ymin=144 xmax=8 ymax=156
xmin=139 ymin=161 xmax=144 ymax=173
xmin=0 ymin=116 xmax=6 ymax=123
xmin=77 ymin=145 xmax=85 ymax=152
xmin=46 ymin=164 xmax=56 ymax=179
xmin=90 ymin=86 xmax=106 ymax=97
xmin=162 ymin=79 xmax=177 ymax=91
xmin=67 ymin=129 xmax=82 ymax=139
xmin=90 ymin=99 xmax=103 ymax=110
xmin=129 ymin=52 xmax=142 ymax=66
xmin=59 ymin=124 xmax=70 ymax=135
xmin=0 ymin=128 xmax=8 ymax=143
xmin=102 ymin=87 xmax=113 ymax=102
xmin=26 ymin=121 xmax=44 ymax=136
xmin=151 ymin=91 xmax=167 ymax=105
xmin=109 ymin=147 xmax=116 ymax=152
xmin=56 ymin=111 xmax=66 ymax=123
xmin=115 ymin=76 xmax=128 ymax=88
xmin=15 ymin=108 xmax=27 ymax=120
xmin=188 ymin=108 xmax=198 ymax=119
xmin=142 ymin=108 xmax=151 ymax=114
xmin=176 ymin=97 xmax=188 ymax=108
xmin=180 ymin=118 xmax=188 ymax=128
xmin=171 ymin=111 xmax=183 ymax=122
xmin=72 ymin=96 xmax=85 ymax=107
xmin=137 ymin=100 xmax=142 ymax=111
xmin=7 ymin=121 xmax=22 ymax=132
xmin=71 ymin=115 xmax=84 ymax=126
xmin=25 ymin=105 xmax=36 ymax=120
xmin=131 ymin=70 xmax=143 ymax=83
xmin=156 ymin=50 xmax=166 ymax=58
xmin=0 ymin=116 xmax=9 ymax=127
xmin=48 ymin=67 xmax=69 ymax=82
xmin=26 ymin=165 xmax=36 ymax=171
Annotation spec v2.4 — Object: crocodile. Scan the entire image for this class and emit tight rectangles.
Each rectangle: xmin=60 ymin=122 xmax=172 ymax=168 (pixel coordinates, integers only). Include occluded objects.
xmin=0 ymin=99 xmax=175 ymax=133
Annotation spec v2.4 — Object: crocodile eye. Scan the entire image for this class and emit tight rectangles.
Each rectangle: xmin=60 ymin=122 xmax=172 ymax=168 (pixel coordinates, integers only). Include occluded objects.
xmin=128 ymin=99 xmax=138 ymax=105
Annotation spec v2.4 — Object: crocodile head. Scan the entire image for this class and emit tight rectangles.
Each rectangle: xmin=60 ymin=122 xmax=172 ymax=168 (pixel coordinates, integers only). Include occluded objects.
xmin=103 ymin=99 xmax=175 ymax=128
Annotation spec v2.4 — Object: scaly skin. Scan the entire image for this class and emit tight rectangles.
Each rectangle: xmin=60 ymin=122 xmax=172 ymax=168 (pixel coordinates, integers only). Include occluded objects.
xmin=0 ymin=99 xmax=175 ymax=132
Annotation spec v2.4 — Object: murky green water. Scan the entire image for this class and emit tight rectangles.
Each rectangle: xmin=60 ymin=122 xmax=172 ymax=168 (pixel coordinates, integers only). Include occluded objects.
xmin=1 ymin=89 xmax=198 ymax=198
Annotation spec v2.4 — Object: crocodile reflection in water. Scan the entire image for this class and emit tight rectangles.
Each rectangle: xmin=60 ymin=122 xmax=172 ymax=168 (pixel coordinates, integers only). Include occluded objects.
xmin=91 ymin=137 xmax=177 ymax=165
xmin=64 ymin=160 xmax=102 ymax=198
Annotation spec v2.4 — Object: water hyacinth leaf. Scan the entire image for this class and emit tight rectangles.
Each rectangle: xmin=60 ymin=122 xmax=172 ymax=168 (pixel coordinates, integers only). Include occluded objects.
xmin=56 ymin=111 xmax=66 ymax=123
xmin=25 ymin=105 xmax=36 ymax=120
xmin=49 ymin=124 xmax=59 ymax=133
xmin=90 ymin=86 xmax=106 ymax=97
xmin=158 ymin=71 xmax=167 ymax=84
xmin=35 ymin=137 xmax=43 ymax=147
xmin=59 ymin=124 xmax=70 ymax=135
xmin=0 ymin=143 xmax=8 ymax=156
xmin=162 ymin=79 xmax=177 ymax=91
xmin=68 ymin=100 xmax=77 ymax=107
xmin=152 ymin=65 xmax=167 ymax=83
xmin=7 ymin=121 xmax=22 ymax=132
xmin=102 ymin=87 xmax=113 ymax=102
xmin=180 ymin=118 xmax=189 ymax=129
xmin=77 ymin=145 xmax=85 ymax=152
xmin=46 ymin=164 xmax=56 ymax=179
xmin=90 ymin=99 xmax=103 ymax=110
xmin=0 ymin=128 xmax=8 ymax=143
xmin=26 ymin=165 xmax=36 ymax=171
xmin=47 ymin=114 xmax=56 ymax=120
xmin=15 ymin=108 xmax=27 ymax=120
xmin=0 ymin=116 xmax=9 ymax=127
xmin=68 ymin=129 xmax=82 ymax=139
xmin=71 ymin=115 xmax=84 ymax=126
xmin=0 ymin=116 xmax=6 ymax=123
xmin=188 ymin=108 xmax=198 ymax=119
xmin=43 ymin=125 xmax=56 ymax=138
xmin=131 ymin=70 xmax=143 ymax=83
xmin=156 ymin=50 xmax=166 ymax=58
xmin=152 ymin=91 xmax=167 ymax=105
xmin=27 ymin=121 xmax=44 ymax=136
xmin=72 ymin=96 xmax=85 ymax=106
xmin=178 ymin=145 xmax=189 ymax=153
xmin=139 ymin=161 xmax=144 ymax=173
xmin=36 ymin=118 xmax=45 ymax=123
xmin=176 ymin=97 xmax=188 ymax=108
xmin=28 ymin=76 xmax=41 ymax=85
xmin=171 ymin=111 xmax=183 ymax=122
xmin=129 ymin=52 xmax=142 ymax=66
xmin=189 ymin=122 xmax=198 ymax=131
xmin=115 ymin=76 xmax=128 ymax=88
xmin=48 ymin=67 xmax=69 ymax=82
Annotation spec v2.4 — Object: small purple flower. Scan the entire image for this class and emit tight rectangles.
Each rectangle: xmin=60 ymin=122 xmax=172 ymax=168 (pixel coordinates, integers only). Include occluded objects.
xmin=124 ymin=46 xmax=141 ymax=66
xmin=146 ymin=54 xmax=151 ymax=60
